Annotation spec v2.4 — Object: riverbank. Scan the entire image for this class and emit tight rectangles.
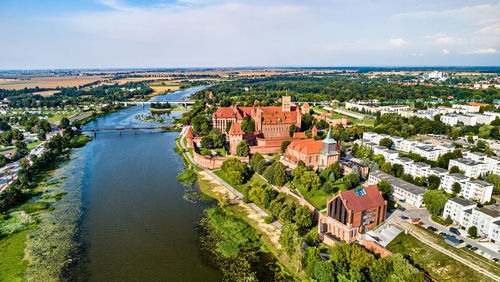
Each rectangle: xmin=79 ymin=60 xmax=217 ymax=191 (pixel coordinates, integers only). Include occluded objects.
xmin=174 ymin=133 xmax=302 ymax=278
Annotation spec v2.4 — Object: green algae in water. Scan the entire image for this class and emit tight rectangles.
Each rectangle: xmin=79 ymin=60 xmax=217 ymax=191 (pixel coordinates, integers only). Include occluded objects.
xmin=24 ymin=148 xmax=87 ymax=281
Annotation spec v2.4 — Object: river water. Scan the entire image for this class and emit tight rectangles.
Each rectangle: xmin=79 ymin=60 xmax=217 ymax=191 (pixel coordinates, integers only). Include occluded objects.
xmin=26 ymin=86 xmax=223 ymax=281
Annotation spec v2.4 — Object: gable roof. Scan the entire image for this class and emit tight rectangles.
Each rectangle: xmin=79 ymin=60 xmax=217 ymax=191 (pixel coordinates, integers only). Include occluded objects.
xmin=287 ymin=138 xmax=323 ymax=155
xmin=340 ymin=185 xmax=386 ymax=213
xmin=229 ymin=122 xmax=245 ymax=135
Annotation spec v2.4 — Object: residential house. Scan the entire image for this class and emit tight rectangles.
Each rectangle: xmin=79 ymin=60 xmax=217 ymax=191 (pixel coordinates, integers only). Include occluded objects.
xmin=368 ymin=170 xmax=427 ymax=208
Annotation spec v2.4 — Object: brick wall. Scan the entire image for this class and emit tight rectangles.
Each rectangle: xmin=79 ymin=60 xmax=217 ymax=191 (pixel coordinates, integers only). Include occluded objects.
xmin=192 ymin=150 xmax=249 ymax=169
xmin=358 ymin=239 xmax=393 ymax=258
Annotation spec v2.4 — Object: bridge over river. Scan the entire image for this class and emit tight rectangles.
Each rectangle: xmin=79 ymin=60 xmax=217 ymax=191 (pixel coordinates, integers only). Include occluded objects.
xmin=114 ymin=99 xmax=197 ymax=107
xmin=78 ymin=126 xmax=179 ymax=137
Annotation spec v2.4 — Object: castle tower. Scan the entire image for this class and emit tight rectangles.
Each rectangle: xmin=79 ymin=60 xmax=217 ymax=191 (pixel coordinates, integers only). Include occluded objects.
xmin=301 ymin=102 xmax=310 ymax=115
xmin=311 ymin=124 xmax=318 ymax=137
xmin=228 ymin=123 xmax=245 ymax=155
xmin=282 ymin=96 xmax=292 ymax=112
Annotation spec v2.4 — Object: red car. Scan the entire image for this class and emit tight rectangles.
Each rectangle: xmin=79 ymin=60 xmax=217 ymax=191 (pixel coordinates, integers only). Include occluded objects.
xmin=418 ymin=221 xmax=424 ymax=226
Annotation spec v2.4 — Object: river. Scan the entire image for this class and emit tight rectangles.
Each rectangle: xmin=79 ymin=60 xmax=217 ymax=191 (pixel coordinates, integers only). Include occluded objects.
xmin=26 ymin=86 xmax=223 ymax=281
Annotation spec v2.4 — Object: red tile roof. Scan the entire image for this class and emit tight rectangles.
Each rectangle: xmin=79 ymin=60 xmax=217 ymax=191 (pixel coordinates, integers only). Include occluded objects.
xmin=229 ymin=122 xmax=245 ymax=135
xmin=186 ymin=126 xmax=194 ymax=138
xmin=261 ymin=111 xmax=298 ymax=124
xmin=293 ymin=132 xmax=306 ymax=139
xmin=340 ymin=185 xmax=385 ymax=213
xmin=469 ymin=102 xmax=489 ymax=107
xmin=287 ymin=138 xmax=323 ymax=155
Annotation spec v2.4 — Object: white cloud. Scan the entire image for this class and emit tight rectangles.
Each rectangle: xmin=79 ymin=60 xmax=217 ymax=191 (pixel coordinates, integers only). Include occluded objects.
xmin=463 ymin=48 xmax=497 ymax=54
xmin=389 ymin=38 xmax=408 ymax=47
xmin=442 ymin=49 xmax=450 ymax=54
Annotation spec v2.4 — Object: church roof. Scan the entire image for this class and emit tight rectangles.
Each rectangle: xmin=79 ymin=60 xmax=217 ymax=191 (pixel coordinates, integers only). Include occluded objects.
xmin=293 ymin=132 xmax=306 ymax=139
xmin=287 ymin=138 xmax=323 ymax=155
xmin=229 ymin=122 xmax=245 ymax=135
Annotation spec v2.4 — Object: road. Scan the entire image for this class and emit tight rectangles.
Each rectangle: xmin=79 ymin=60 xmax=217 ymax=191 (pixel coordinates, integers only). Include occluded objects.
xmin=0 ymin=133 xmax=56 ymax=193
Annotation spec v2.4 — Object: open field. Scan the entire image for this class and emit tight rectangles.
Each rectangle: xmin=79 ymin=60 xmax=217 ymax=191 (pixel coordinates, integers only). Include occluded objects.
xmin=0 ymin=76 xmax=109 ymax=90
xmin=31 ymin=90 xmax=60 ymax=97
xmin=387 ymin=232 xmax=498 ymax=281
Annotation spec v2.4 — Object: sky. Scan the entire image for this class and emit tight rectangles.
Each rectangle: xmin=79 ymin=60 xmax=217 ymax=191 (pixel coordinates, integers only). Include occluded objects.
xmin=0 ymin=0 xmax=499 ymax=69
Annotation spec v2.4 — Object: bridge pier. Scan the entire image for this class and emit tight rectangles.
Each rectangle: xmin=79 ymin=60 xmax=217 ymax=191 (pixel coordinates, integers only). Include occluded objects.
xmin=93 ymin=131 xmax=96 ymax=138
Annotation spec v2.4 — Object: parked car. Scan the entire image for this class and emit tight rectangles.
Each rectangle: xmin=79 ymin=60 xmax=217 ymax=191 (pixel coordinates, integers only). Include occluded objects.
xmin=399 ymin=199 xmax=406 ymax=203
xmin=471 ymin=246 xmax=478 ymax=251
xmin=465 ymin=244 xmax=472 ymax=249
xmin=427 ymin=226 xmax=437 ymax=232
xmin=492 ymin=258 xmax=499 ymax=263
xmin=401 ymin=216 xmax=409 ymax=220
xmin=397 ymin=207 xmax=406 ymax=211
xmin=439 ymin=232 xmax=446 ymax=237
xmin=459 ymin=239 xmax=464 ymax=244
xmin=418 ymin=221 xmax=424 ymax=226
xmin=449 ymin=227 xmax=461 ymax=236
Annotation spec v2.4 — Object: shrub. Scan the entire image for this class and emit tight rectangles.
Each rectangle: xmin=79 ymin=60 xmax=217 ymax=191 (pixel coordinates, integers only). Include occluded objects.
xmin=264 ymin=215 xmax=275 ymax=224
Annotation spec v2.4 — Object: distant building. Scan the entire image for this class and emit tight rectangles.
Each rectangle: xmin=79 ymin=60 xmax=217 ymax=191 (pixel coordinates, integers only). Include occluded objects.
xmin=448 ymin=158 xmax=486 ymax=178
xmin=319 ymin=185 xmax=387 ymax=244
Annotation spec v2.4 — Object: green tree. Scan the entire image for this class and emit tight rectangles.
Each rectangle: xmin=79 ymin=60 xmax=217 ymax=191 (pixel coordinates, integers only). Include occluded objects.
xmin=393 ymin=163 xmax=404 ymax=177
xmin=301 ymin=171 xmax=321 ymax=191
xmin=289 ymin=124 xmax=297 ymax=137
xmin=468 ymin=226 xmax=478 ymax=238
xmin=294 ymin=206 xmax=313 ymax=228
xmin=279 ymin=223 xmax=301 ymax=260
xmin=59 ymin=117 xmax=70 ymax=129
xmin=236 ymin=140 xmax=250 ymax=157
xmin=381 ymin=162 xmax=393 ymax=175
xmin=279 ymin=205 xmax=295 ymax=223
xmin=445 ymin=215 xmax=453 ymax=225
xmin=225 ymin=121 xmax=232 ymax=133
xmin=37 ymin=132 xmax=46 ymax=141
xmin=449 ymin=166 xmax=460 ymax=174
xmin=313 ymin=261 xmax=337 ymax=282
xmin=427 ymin=174 xmax=441 ymax=190
xmin=240 ymin=117 xmax=255 ymax=134
xmin=331 ymin=161 xmax=342 ymax=179
xmin=379 ymin=137 xmax=393 ymax=149
xmin=377 ymin=180 xmax=392 ymax=198
xmin=423 ymin=190 xmax=449 ymax=215
xmin=452 ymin=182 xmax=462 ymax=194
xmin=485 ymin=174 xmax=500 ymax=195
xmin=281 ymin=140 xmax=291 ymax=154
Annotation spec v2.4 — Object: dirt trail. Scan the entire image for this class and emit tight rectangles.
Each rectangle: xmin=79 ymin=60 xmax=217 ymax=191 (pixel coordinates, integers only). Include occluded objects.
xmin=197 ymin=171 xmax=282 ymax=247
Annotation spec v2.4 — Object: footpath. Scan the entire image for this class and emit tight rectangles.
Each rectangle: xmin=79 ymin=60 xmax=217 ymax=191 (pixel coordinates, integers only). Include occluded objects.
xmin=177 ymin=127 xmax=282 ymax=244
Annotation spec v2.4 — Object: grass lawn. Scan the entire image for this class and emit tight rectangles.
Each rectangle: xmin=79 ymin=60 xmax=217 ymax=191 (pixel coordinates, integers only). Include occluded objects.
xmin=213 ymin=170 xmax=266 ymax=194
xmin=295 ymin=179 xmax=346 ymax=210
xmin=46 ymin=113 xmax=71 ymax=123
xmin=387 ymin=232 xmax=494 ymax=282
xmin=0 ymin=229 xmax=31 ymax=282
xmin=27 ymin=141 xmax=42 ymax=151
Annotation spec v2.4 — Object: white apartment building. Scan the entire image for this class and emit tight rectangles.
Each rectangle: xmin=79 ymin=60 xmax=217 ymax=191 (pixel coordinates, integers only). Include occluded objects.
xmin=452 ymin=104 xmax=480 ymax=113
xmin=407 ymin=162 xmax=431 ymax=178
xmin=443 ymin=197 xmax=477 ymax=225
xmin=457 ymin=114 xmax=477 ymax=126
xmin=400 ymin=139 xmax=419 ymax=153
xmin=466 ymin=152 xmax=500 ymax=175
xmin=413 ymin=145 xmax=442 ymax=161
xmin=463 ymin=180 xmax=494 ymax=203
xmin=440 ymin=173 xmax=470 ymax=194
xmin=440 ymin=114 xmax=459 ymax=126
xmin=462 ymin=207 xmax=500 ymax=245
xmin=425 ymin=167 xmax=449 ymax=178
xmin=392 ymin=157 xmax=414 ymax=174
xmin=448 ymin=158 xmax=486 ymax=178
xmin=368 ymin=171 xmax=426 ymax=208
